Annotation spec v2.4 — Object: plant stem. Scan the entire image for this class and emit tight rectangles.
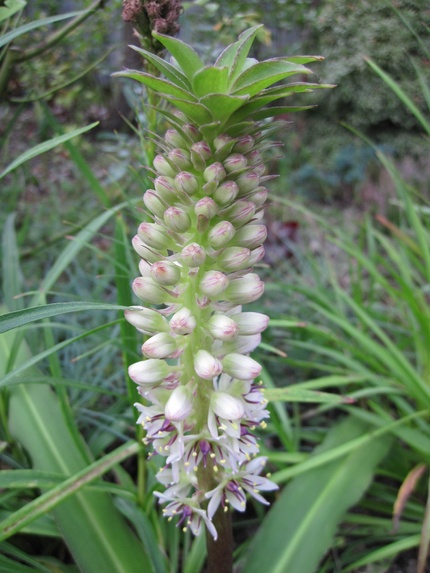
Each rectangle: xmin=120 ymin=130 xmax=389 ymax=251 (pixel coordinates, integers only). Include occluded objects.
xmin=205 ymin=507 xmax=234 ymax=573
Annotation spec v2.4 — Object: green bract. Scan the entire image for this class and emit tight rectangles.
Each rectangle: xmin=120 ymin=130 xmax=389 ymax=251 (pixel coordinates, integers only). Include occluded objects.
xmin=114 ymin=25 xmax=326 ymax=136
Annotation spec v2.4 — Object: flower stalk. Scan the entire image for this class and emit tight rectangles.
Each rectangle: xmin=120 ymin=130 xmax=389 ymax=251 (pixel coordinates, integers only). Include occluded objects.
xmin=116 ymin=24 xmax=328 ymax=568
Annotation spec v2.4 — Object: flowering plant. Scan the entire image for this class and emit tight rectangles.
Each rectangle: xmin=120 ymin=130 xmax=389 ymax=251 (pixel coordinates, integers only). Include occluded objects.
xmin=115 ymin=25 xmax=324 ymax=548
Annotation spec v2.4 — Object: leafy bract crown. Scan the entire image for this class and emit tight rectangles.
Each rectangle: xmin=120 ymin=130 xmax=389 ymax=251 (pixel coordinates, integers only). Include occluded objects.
xmin=115 ymin=25 xmax=326 ymax=139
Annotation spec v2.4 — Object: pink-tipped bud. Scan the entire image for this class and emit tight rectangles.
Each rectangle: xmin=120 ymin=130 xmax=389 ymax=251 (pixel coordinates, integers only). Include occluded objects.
xmin=234 ymin=135 xmax=255 ymax=154
xmin=124 ymin=306 xmax=170 ymax=334
xmin=221 ymin=200 xmax=256 ymax=226
xmin=218 ymin=247 xmax=252 ymax=272
xmin=165 ymin=385 xmax=193 ymax=421
xmin=211 ymin=392 xmax=244 ymax=420
xmin=175 ymin=171 xmax=199 ymax=196
xmin=208 ymin=221 xmax=236 ymax=249
xmin=236 ymin=171 xmax=260 ymax=194
xmin=163 ymin=206 xmax=191 ymax=232
xmin=234 ymin=224 xmax=267 ymax=249
xmin=222 ymin=353 xmax=262 ymax=380
xmin=154 ymin=176 xmax=177 ymax=202
xmin=199 ymin=270 xmax=229 ymax=296
xmin=182 ymin=123 xmax=199 ymax=142
xmin=233 ymin=312 xmax=269 ymax=335
xmin=153 ymin=155 xmax=177 ymax=178
xmin=132 ymin=277 xmax=172 ymax=304
xmin=252 ymin=163 xmax=266 ymax=176
xmin=249 ymin=245 xmax=265 ymax=265
xmin=170 ymin=307 xmax=197 ymax=334
xmin=168 ymin=148 xmax=191 ymax=170
xmin=194 ymin=350 xmax=223 ymax=380
xmin=223 ymin=153 xmax=247 ymax=173
xmin=214 ymin=133 xmax=233 ymax=151
xmin=150 ymin=260 xmax=182 ymax=285
xmin=248 ymin=186 xmax=268 ymax=207
xmin=142 ymin=333 xmax=178 ymax=358
xmin=194 ymin=197 xmax=218 ymax=219
xmin=138 ymin=259 xmax=151 ymax=277
xmin=203 ymin=162 xmax=226 ymax=183
xmin=191 ymin=141 xmax=211 ymax=170
xmin=224 ymin=273 xmax=264 ymax=304
xmin=212 ymin=181 xmax=239 ymax=206
xmin=246 ymin=149 xmax=263 ymax=166
xmin=129 ymin=359 xmax=170 ymax=385
xmin=143 ymin=190 xmax=166 ymax=218
xmin=137 ymin=223 xmax=171 ymax=250
xmin=132 ymin=236 xmax=165 ymax=263
xmin=207 ymin=314 xmax=239 ymax=340
xmin=165 ymin=128 xmax=187 ymax=148
xmin=180 ymin=243 xmax=206 ymax=267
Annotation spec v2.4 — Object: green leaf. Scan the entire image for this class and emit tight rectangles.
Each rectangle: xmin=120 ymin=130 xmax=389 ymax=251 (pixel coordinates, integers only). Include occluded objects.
xmin=200 ymin=93 xmax=248 ymax=122
xmin=0 ymin=122 xmax=98 ymax=179
xmin=162 ymin=97 xmax=213 ymax=125
xmin=248 ymin=105 xmax=315 ymax=120
xmin=265 ymin=386 xmax=354 ymax=404
xmin=215 ymin=25 xmax=262 ymax=84
xmin=152 ymin=31 xmax=204 ymax=81
xmin=232 ymin=59 xmax=311 ymax=97
xmin=0 ymin=302 xmax=125 ymax=334
xmin=242 ymin=417 xmax=392 ymax=573
xmin=0 ymin=10 xmax=83 ymax=49
xmin=192 ymin=66 xmax=229 ymax=97
xmin=0 ymin=0 xmax=26 ymax=23
xmin=113 ymin=70 xmax=195 ymax=101
xmin=129 ymin=44 xmax=191 ymax=89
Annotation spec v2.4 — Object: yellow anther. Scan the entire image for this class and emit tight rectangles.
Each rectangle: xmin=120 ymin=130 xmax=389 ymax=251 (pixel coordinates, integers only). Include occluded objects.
xmin=260 ymin=421 xmax=267 ymax=429
xmin=164 ymin=445 xmax=169 ymax=451
xmin=192 ymin=451 xmax=197 ymax=457
xmin=213 ymin=465 xmax=219 ymax=473
xmin=210 ymin=453 xmax=216 ymax=459
xmin=266 ymin=472 xmax=272 ymax=477
xmin=193 ymin=466 xmax=198 ymax=472
xmin=184 ymin=461 xmax=190 ymax=466
xmin=220 ymin=459 xmax=226 ymax=464
xmin=168 ymin=516 xmax=173 ymax=522
xmin=240 ymin=502 xmax=246 ymax=507
xmin=224 ymin=506 xmax=228 ymax=512
xmin=231 ymin=422 xmax=238 ymax=430
xmin=183 ymin=527 xmax=187 ymax=532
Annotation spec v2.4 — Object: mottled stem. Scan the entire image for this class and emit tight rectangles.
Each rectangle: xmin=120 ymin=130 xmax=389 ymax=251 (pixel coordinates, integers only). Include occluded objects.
xmin=206 ymin=508 xmax=234 ymax=573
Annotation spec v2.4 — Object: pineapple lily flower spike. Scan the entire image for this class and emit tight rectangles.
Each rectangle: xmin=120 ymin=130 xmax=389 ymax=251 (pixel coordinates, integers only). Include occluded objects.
xmin=115 ymin=25 xmax=328 ymax=544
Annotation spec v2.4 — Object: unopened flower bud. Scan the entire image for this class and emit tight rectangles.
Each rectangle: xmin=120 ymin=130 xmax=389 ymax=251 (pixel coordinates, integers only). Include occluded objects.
xmin=194 ymin=350 xmax=223 ymax=379
xmin=169 ymin=148 xmax=192 ymax=170
xmin=132 ymin=236 xmax=165 ymax=263
xmin=223 ymin=153 xmax=247 ymax=173
xmin=138 ymin=223 xmax=171 ymax=250
xmin=234 ymin=224 xmax=267 ymax=249
xmin=252 ymin=163 xmax=266 ymax=176
xmin=175 ymin=171 xmax=199 ymax=196
xmin=248 ymin=186 xmax=268 ymax=207
xmin=234 ymin=135 xmax=255 ymax=154
xmin=249 ymin=245 xmax=265 ymax=265
xmin=165 ymin=128 xmax=187 ymax=148
xmin=191 ymin=141 xmax=211 ymax=170
xmin=143 ymin=190 xmax=167 ymax=218
xmin=138 ymin=259 xmax=151 ymax=277
xmin=203 ymin=162 xmax=226 ymax=183
xmin=247 ymin=149 xmax=263 ymax=166
xmin=194 ymin=197 xmax=218 ymax=219
xmin=233 ymin=312 xmax=269 ymax=335
xmin=154 ymin=155 xmax=177 ymax=177
xmin=170 ymin=307 xmax=197 ymax=334
xmin=208 ymin=221 xmax=236 ymax=248
xmin=218 ymin=246 xmax=252 ymax=272
xmin=163 ymin=206 xmax=191 ymax=232
xmin=211 ymin=391 xmax=244 ymax=420
xmin=132 ymin=276 xmax=172 ymax=304
xmin=154 ymin=176 xmax=177 ymax=202
xmin=222 ymin=353 xmax=262 ymax=380
xmin=212 ymin=181 xmax=239 ymax=206
xmin=207 ymin=314 xmax=239 ymax=340
xmin=129 ymin=359 xmax=170 ymax=385
xmin=214 ymin=133 xmax=233 ymax=151
xmin=180 ymin=243 xmax=206 ymax=267
xmin=142 ymin=332 xmax=178 ymax=358
xmin=199 ymin=270 xmax=229 ymax=296
xmin=236 ymin=171 xmax=260 ymax=194
xmin=165 ymin=385 xmax=193 ymax=421
xmin=150 ymin=260 xmax=182 ymax=285
xmin=221 ymin=200 xmax=256 ymax=226
xmin=224 ymin=273 xmax=265 ymax=304
xmin=182 ymin=123 xmax=199 ymax=142
xmin=124 ymin=306 xmax=170 ymax=334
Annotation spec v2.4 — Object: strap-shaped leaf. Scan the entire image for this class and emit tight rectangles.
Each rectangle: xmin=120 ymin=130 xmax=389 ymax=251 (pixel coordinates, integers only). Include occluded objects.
xmin=129 ymin=45 xmax=191 ymax=90
xmin=162 ymin=97 xmax=213 ymax=125
xmin=232 ymin=59 xmax=312 ymax=97
xmin=215 ymin=25 xmax=263 ymax=85
xmin=152 ymin=31 xmax=204 ymax=81
xmin=282 ymin=55 xmax=325 ymax=65
xmin=113 ymin=70 xmax=196 ymax=101
xmin=200 ymin=93 xmax=248 ymax=122
xmin=192 ymin=66 xmax=229 ymax=97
